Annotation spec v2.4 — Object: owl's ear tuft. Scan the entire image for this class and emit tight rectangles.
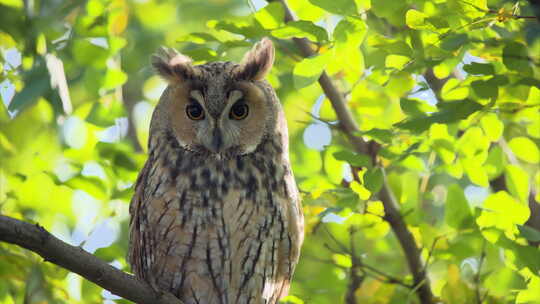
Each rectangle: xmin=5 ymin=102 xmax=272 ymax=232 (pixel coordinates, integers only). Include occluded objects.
xmin=152 ymin=47 xmax=195 ymax=83
xmin=234 ymin=38 xmax=275 ymax=81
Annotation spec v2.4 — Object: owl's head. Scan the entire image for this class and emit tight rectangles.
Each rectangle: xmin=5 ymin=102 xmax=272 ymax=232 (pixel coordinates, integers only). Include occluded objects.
xmin=150 ymin=38 xmax=283 ymax=158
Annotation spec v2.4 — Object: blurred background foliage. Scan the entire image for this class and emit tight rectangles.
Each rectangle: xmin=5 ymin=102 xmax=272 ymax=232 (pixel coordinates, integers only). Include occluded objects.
xmin=0 ymin=0 xmax=539 ymax=303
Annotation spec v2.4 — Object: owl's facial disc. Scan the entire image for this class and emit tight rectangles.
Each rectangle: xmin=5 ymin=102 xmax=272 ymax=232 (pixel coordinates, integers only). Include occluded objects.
xmin=187 ymin=89 xmax=244 ymax=155
xmin=184 ymin=85 xmax=265 ymax=157
xmin=153 ymin=39 xmax=275 ymax=158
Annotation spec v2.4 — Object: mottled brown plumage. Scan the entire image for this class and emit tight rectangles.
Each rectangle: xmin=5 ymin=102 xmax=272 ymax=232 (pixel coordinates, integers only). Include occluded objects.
xmin=128 ymin=39 xmax=304 ymax=304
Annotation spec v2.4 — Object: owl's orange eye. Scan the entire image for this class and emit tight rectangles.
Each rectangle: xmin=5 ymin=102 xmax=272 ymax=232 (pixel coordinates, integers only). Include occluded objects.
xmin=229 ymin=102 xmax=249 ymax=120
xmin=186 ymin=103 xmax=204 ymax=120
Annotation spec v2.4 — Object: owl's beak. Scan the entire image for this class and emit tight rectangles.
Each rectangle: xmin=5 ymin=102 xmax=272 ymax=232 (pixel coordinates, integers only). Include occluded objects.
xmin=208 ymin=127 xmax=223 ymax=153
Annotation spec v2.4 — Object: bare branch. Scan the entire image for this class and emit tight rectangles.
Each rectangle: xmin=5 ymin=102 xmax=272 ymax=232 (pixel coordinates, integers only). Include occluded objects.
xmin=273 ymin=0 xmax=369 ymax=155
xmin=0 ymin=215 xmax=183 ymax=304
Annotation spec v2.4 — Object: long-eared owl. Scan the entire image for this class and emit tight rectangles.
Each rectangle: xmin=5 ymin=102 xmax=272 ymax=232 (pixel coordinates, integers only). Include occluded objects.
xmin=128 ymin=38 xmax=304 ymax=304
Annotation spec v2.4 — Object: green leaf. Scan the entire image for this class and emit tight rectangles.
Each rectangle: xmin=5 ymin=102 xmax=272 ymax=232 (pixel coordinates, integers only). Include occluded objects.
xmin=462 ymin=62 xmax=495 ymax=75
xmin=440 ymin=33 xmax=468 ymax=51
xmin=97 ymin=142 xmax=139 ymax=171
xmin=508 ymin=137 xmax=540 ymax=164
xmin=8 ymin=77 xmax=49 ymax=112
xmin=81 ymin=275 xmax=103 ymax=302
xmin=385 ymin=54 xmax=410 ymax=70
xmin=103 ymin=68 xmax=127 ymax=90
xmin=281 ymin=295 xmax=305 ymax=304
xmin=209 ymin=19 xmax=264 ymax=38
xmin=359 ymin=128 xmax=393 ymax=144
xmin=395 ymin=100 xmax=483 ymax=133
xmin=307 ymin=0 xmax=357 ymax=15
xmin=476 ymin=191 xmax=530 ymax=239
xmin=396 ymin=142 xmax=421 ymax=162
xmin=386 ymin=72 xmax=414 ymax=97
xmin=328 ymin=17 xmax=366 ymax=82
xmin=518 ymin=225 xmax=540 ymax=242
xmin=333 ymin=188 xmax=360 ymax=209
xmin=484 ymin=145 xmax=505 ymax=179
xmin=332 ymin=253 xmax=352 ymax=268
xmin=371 ymin=0 xmax=408 ymax=26
xmin=0 ymin=32 xmax=17 ymax=48
xmin=72 ymin=39 xmax=108 ymax=67
xmin=405 ymin=9 xmax=436 ymax=31
xmin=447 ymin=0 xmax=487 ymax=19
xmin=254 ymin=2 xmax=284 ymax=29
xmin=462 ymin=157 xmax=489 ymax=186
xmin=372 ymin=41 xmax=413 ymax=57
xmin=333 ymin=150 xmax=372 ymax=168
xmin=429 ymin=124 xmax=456 ymax=164
xmin=433 ymin=138 xmax=455 ymax=164
xmin=441 ymin=78 xmax=469 ymax=100
xmin=515 ymin=77 xmax=540 ymax=89
xmin=398 ymin=155 xmax=425 ymax=171
xmin=457 ymin=126 xmax=489 ymax=158
xmin=441 ymin=264 xmax=475 ymax=303
xmin=25 ymin=266 xmax=52 ymax=303
xmin=505 ymin=165 xmax=529 ymax=203
xmin=17 ymin=172 xmax=74 ymax=217
xmin=480 ymin=113 xmax=503 ymax=142
xmin=324 ymin=146 xmax=346 ymax=184
xmin=497 ymin=236 xmax=540 ymax=274
xmin=179 ymin=32 xmax=220 ymax=43
xmin=333 ymin=17 xmax=366 ymax=45
xmin=364 ymin=168 xmax=383 ymax=194
xmin=471 ymin=76 xmax=508 ymax=100
xmin=65 ymin=175 xmax=109 ymax=200
xmin=8 ymin=60 xmax=50 ymax=112
xmin=516 ymin=276 xmax=540 ymax=303
xmin=293 ymin=51 xmax=331 ymax=89
xmin=400 ymin=98 xmax=436 ymax=117
xmin=503 ymin=42 xmax=530 ymax=73
xmin=445 ymin=184 xmax=473 ymax=229
xmin=271 ymin=20 xmax=328 ymax=43
xmin=484 ymin=268 xmax=526 ymax=298
xmin=182 ymin=46 xmax=218 ymax=61
xmin=426 ymin=16 xmax=449 ymax=29
xmin=86 ymin=100 xmax=126 ymax=127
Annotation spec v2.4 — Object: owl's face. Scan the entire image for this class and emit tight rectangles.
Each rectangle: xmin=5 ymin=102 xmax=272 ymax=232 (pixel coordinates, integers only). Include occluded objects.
xmin=151 ymin=39 xmax=278 ymax=158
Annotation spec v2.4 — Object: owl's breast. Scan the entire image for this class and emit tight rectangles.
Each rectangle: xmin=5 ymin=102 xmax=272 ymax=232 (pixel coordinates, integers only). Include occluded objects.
xmin=134 ymin=153 xmax=294 ymax=304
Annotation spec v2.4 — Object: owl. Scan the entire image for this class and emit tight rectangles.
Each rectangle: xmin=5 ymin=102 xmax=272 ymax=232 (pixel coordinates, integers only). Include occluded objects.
xmin=128 ymin=38 xmax=304 ymax=304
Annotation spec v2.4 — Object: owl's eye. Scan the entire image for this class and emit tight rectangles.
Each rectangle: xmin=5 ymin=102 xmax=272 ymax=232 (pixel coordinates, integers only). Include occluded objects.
xmin=230 ymin=101 xmax=249 ymax=120
xmin=186 ymin=102 xmax=205 ymax=120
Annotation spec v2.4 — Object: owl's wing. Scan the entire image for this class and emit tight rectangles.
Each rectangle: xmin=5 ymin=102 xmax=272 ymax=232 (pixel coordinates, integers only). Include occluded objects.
xmin=127 ymin=160 xmax=154 ymax=282
xmin=276 ymin=168 xmax=304 ymax=299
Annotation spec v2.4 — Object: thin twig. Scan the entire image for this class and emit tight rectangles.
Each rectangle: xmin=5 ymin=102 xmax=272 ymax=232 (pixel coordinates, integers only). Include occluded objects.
xmin=475 ymin=241 xmax=487 ymax=304
xmin=323 ymin=225 xmax=352 ymax=254
xmin=423 ymin=236 xmax=443 ymax=272
xmin=360 ymin=262 xmax=412 ymax=289
xmin=314 ymin=231 xmax=412 ymax=289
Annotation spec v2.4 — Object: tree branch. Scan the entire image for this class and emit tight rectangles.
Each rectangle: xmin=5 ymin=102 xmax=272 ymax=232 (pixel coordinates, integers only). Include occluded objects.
xmin=0 ymin=215 xmax=182 ymax=304
xmin=345 ymin=228 xmax=364 ymax=304
xmin=272 ymin=1 xmax=435 ymax=303
xmin=275 ymin=0 xmax=369 ymax=155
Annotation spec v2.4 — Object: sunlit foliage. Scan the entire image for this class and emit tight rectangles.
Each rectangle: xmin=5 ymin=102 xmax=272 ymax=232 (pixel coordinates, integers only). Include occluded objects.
xmin=1 ymin=0 xmax=539 ymax=303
